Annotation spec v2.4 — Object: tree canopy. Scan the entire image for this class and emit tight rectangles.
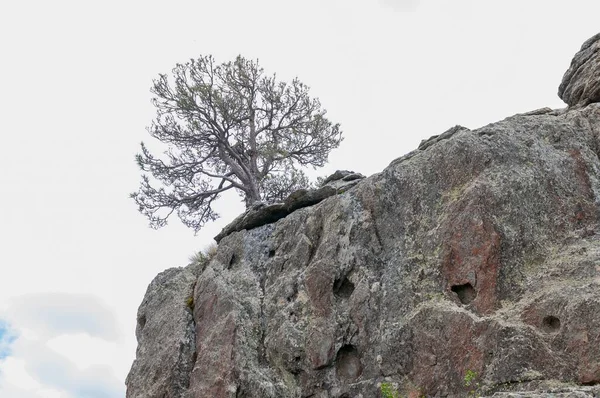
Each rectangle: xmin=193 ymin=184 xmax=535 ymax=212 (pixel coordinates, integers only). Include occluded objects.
xmin=131 ymin=55 xmax=343 ymax=232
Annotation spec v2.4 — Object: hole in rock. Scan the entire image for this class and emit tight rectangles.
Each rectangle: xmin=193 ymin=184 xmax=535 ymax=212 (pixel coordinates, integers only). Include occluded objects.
xmin=268 ymin=249 xmax=276 ymax=258
xmin=451 ymin=283 xmax=476 ymax=305
xmin=335 ymin=344 xmax=362 ymax=382
xmin=542 ymin=315 xmax=561 ymax=333
xmin=334 ymin=276 xmax=355 ymax=299
xmin=228 ymin=253 xmax=237 ymax=268
xmin=582 ymin=380 xmax=600 ymax=386
xmin=285 ymin=284 xmax=298 ymax=303
xmin=138 ymin=314 xmax=147 ymax=330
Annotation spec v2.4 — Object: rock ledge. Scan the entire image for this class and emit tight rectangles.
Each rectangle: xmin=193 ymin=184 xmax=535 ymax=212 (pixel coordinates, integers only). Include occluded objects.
xmin=214 ymin=170 xmax=365 ymax=242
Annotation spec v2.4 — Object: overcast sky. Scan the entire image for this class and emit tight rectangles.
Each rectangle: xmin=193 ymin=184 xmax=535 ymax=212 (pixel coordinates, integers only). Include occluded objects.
xmin=1 ymin=1 xmax=598 ymax=397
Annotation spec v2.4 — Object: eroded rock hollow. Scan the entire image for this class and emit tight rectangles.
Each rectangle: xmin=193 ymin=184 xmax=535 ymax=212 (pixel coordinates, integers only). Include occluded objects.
xmin=127 ymin=33 xmax=600 ymax=398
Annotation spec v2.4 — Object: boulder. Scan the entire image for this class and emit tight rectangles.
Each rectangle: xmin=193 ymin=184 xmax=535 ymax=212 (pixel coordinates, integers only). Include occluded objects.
xmin=559 ymin=33 xmax=600 ymax=107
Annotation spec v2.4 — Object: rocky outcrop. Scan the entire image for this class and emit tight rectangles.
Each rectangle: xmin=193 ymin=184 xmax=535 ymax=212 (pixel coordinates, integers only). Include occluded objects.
xmin=126 ymin=264 xmax=199 ymax=398
xmin=559 ymin=33 xmax=600 ymax=107
xmin=127 ymin=34 xmax=600 ymax=397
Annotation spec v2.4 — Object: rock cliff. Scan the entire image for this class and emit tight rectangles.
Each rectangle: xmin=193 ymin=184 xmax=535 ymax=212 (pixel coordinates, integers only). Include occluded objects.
xmin=127 ymin=33 xmax=600 ymax=397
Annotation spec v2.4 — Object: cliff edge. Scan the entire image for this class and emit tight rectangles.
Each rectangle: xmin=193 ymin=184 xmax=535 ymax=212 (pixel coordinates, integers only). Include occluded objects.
xmin=127 ymin=33 xmax=600 ymax=397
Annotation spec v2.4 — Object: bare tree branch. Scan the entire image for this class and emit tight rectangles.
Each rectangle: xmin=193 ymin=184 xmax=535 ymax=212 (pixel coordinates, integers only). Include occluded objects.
xmin=132 ymin=54 xmax=343 ymax=232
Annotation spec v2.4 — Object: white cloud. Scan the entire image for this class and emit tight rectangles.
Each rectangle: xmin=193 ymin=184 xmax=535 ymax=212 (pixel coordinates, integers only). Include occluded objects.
xmin=0 ymin=357 xmax=66 ymax=398
xmin=0 ymin=295 xmax=124 ymax=398
xmin=47 ymin=334 xmax=120 ymax=371
xmin=0 ymin=334 xmax=123 ymax=398
xmin=0 ymin=321 xmax=16 ymax=359
xmin=0 ymin=347 xmax=122 ymax=398
xmin=25 ymin=344 xmax=122 ymax=398
xmin=5 ymin=293 xmax=119 ymax=341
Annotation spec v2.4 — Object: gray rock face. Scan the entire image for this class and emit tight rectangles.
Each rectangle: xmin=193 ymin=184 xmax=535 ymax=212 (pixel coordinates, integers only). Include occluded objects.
xmin=559 ymin=33 xmax=600 ymax=107
xmin=418 ymin=124 xmax=469 ymax=150
xmin=126 ymin=264 xmax=199 ymax=398
xmin=127 ymin=34 xmax=600 ymax=398
xmin=486 ymin=386 xmax=600 ymax=398
xmin=128 ymin=102 xmax=600 ymax=398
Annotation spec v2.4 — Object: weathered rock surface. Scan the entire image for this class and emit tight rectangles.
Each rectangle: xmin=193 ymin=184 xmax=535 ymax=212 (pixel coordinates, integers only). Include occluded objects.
xmin=128 ymin=34 xmax=600 ymax=398
xmin=126 ymin=264 xmax=199 ymax=398
xmin=418 ymin=125 xmax=470 ymax=150
xmin=559 ymin=33 xmax=600 ymax=107
xmin=485 ymin=385 xmax=600 ymax=398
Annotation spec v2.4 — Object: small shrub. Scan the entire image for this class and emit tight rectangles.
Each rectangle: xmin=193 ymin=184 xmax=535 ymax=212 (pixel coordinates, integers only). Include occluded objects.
xmin=204 ymin=242 xmax=218 ymax=260
xmin=464 ymin=369 xmax=481 ymax=397
xmin=464 ymin=369 xmax=477 ymax=387
xmin=189 ymin=242 xmax=219 ymax=266
xmin=185 ymin=296 xmax=194 ymax=311
xmin=188 ymin=251 xmax=207 ymax=265
xmin=380 ymin=382 xmax=400 ymax=398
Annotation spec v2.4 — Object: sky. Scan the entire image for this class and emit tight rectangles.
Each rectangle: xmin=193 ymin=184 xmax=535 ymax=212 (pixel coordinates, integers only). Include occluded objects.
xmin=0 ymin=0 xmax=598 ymax=397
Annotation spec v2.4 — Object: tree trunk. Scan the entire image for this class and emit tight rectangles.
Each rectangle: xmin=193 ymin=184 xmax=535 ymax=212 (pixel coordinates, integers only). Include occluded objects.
xmin=244 ymin=178 xmax=261 ymax=208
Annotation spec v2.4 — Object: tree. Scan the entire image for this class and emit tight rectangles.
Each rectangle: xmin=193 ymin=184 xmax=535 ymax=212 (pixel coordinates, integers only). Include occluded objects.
xmin=131 ymin=55 xmax=343 ymax=232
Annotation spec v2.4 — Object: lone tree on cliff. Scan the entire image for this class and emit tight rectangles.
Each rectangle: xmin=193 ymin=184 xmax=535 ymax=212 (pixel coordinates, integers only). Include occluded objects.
xmin=131 ymin=55 xmax=343 ymax=232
